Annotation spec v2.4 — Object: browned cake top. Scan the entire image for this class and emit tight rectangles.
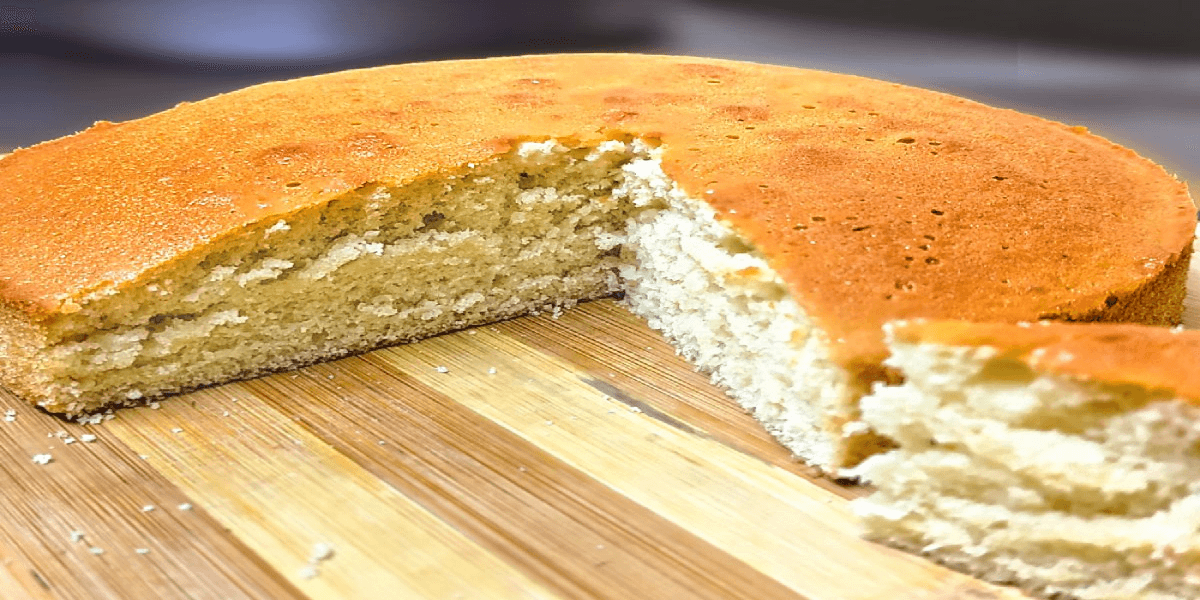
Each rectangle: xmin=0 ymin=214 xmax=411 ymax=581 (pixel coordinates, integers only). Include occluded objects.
xmin=0 ymin=53 xmax=1193 ymax=366
xmin=888 ymin=319 xmax=1200 ymax=403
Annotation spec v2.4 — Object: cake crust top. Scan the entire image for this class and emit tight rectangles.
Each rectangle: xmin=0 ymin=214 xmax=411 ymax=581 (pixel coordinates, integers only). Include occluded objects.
xmin=888 ymin=319 xmax=1200 ymax=403
xmin=0 ymin=53 xmax=1193 ymax=363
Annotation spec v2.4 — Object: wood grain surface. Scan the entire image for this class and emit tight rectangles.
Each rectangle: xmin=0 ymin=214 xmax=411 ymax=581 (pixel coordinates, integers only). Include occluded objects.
xmin=0 ymin=232 xmax=1197 ymax=600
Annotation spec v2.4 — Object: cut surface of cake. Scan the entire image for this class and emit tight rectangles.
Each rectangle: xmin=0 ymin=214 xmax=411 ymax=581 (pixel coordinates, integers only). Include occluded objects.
xmin=0 ymin=53 xmax=1193 ymax=471
xmin=851 ymin=319 xmax=1200 ymax=599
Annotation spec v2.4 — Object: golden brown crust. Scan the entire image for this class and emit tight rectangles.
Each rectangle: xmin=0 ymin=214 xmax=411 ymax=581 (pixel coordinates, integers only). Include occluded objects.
xmin=0 ymin=53 xmax=1193 ymax=371
xmin=889 ymin=319 xmax=1200 ymax=403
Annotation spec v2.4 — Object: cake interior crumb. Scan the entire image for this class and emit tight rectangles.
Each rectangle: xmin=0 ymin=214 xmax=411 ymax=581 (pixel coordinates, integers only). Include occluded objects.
xmin=851 ymin=338 xmax=1200 ymax=600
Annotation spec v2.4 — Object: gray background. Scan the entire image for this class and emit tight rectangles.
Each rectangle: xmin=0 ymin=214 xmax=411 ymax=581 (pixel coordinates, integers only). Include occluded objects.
xmin=2 ymin=0 xmax=1197 ymax=185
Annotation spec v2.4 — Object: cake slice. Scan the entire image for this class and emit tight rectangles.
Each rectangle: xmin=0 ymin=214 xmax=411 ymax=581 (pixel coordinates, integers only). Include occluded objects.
xmin=0 ymin=53 xmax=1194 ymax=471
xmin=851 ymin=319 xmax=1200 ymax=599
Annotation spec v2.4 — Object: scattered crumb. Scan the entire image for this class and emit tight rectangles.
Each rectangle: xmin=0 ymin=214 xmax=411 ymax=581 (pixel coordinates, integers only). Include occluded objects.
xmin=171 ymin=428 xmax=183 ymax=434
xmin=80 ymin=433 xmax=97 ymax=443
xmin=141 ymin=505 xmax=155 ymax=513
xmin=31 ymin=454 xmax=52 ymax=465
xmin=487 ymin=367 xmax=497 ymax=375
xmin=435 ymin=366 xmax=450 ymax=373
xmin=222 ymin=411 xmax=230 ymax=417
xmin=596 ymin=544 xmax=605 ymax=550
xmin=69 ymin=530 xmax=84 ymax=543
xmin=135 ymin=548 xmax=150 ymax=555
xmin=518 ymin=466 xmax=527 ymax=472
xmin=309 ymin=542 xmax=335 ymax=562
xmin=545 ymin=420 xmax=554 ymax=426
xmin=149 ymin=402 xmax=161 ymax=410
xmin=89 ymin=547 xmax=104 ymax=555
xmin=629 ymin=406 xmax=643 ymax=414
xmin=377 ymin=440 xmax=386 ymax=445
xmin=78 ymin=413 xmax=104 ymax=425
xmin=298 ymin=542 xmax=335 ymax=580
xmin=139 ymin=454 xmax=150 ymax=460
xmin=177 ymin=503 xmax=193 ymax=511
xmin=64 ymin=437 xmax=76 ymax=444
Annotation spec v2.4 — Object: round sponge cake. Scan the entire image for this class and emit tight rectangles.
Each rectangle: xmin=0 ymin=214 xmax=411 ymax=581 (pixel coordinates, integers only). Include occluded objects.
xmin=0 ymin=53 xmax=1193 ymax=470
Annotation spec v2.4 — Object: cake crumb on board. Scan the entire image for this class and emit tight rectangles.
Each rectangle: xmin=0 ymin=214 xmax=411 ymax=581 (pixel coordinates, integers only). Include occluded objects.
xmin=298 ymin=542 xmax=335 ymax=580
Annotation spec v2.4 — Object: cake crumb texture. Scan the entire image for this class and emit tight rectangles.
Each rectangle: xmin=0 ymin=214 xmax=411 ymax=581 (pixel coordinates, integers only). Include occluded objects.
xmin=853 ymin=320 xmax=1200 ymax=600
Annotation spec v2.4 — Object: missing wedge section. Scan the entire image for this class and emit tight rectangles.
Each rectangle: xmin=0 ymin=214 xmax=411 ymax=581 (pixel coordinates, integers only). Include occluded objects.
xmin=851 ymin=322 xmax=1200 ymax=600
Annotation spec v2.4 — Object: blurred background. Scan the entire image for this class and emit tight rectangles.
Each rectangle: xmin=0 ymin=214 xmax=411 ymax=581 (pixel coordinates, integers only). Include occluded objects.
xmin=1 ymin=0 xmax=1197 ymax=184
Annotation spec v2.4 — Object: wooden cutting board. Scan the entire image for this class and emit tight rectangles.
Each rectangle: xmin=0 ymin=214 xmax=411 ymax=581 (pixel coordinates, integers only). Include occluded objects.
xmin=1 ymin=238 xmax=1197 ymax=600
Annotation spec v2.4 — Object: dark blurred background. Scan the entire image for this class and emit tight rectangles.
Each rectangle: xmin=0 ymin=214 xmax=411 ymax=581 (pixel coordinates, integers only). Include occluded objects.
xmin=2 ymin=0 xmax=1198 ymax=184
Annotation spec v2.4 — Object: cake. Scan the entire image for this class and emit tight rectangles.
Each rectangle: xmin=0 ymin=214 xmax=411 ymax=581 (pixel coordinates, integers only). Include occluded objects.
xmin=0 ymin=53 xmax=1193 ymax=472
xmin=851 ymin=319 xmax=1200 ymax=600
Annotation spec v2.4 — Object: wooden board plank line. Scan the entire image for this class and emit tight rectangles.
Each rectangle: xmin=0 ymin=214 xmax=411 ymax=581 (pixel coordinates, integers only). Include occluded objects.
xmin=373 ymin=323 xmax=1030 ymax=600
xmin=497 ymin=302 xmax=859 ymax=499
xmin=102 ymin=386 xmax=559 ymax=600
xmin=246 ymin=355 xmax=807 ymax=600
xmin=0 ymin=393 xmax=306 ymax=600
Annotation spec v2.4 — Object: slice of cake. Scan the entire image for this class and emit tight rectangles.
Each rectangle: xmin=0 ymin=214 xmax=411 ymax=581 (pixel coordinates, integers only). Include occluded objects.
xmin=851 ymin=320 xmax=1200 ymax=599
xmin=0 ymin=53 xmax=1193 ymax=471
